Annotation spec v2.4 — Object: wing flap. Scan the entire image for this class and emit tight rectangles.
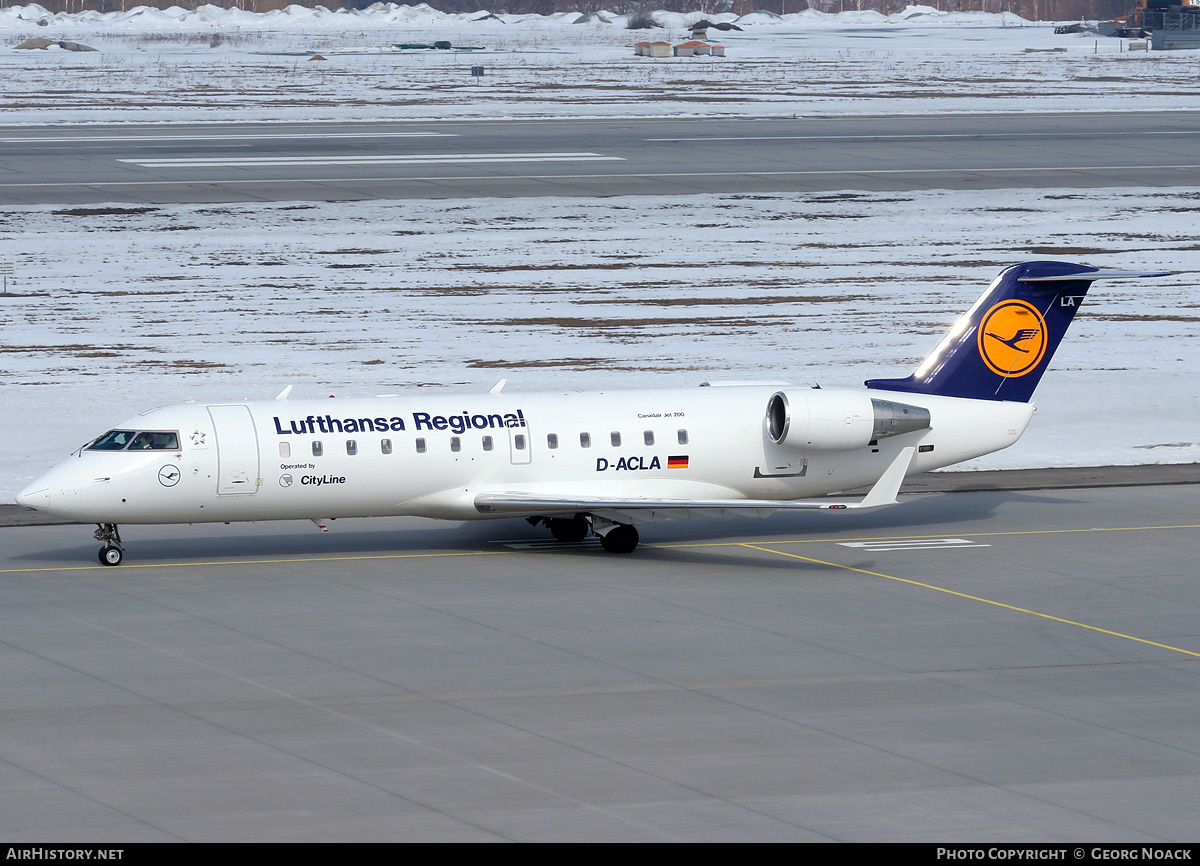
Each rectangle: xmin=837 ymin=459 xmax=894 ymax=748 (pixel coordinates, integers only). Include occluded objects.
xmin=474 ymin=447 xmax=916 ymax=521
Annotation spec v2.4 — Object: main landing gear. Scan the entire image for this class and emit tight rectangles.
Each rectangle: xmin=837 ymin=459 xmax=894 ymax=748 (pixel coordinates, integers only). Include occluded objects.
xmin=94 ymin=524 xmax=124 ymax=566
xmin=598 ymin=523 xmax=639 ymax=554
xmin=530 ymin=515 xmax=640 ymax=553
xmin=547 ymin=517 xmax=589 ymax=543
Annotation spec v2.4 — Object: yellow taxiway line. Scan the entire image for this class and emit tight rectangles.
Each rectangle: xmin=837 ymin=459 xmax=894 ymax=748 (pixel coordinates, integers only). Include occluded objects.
xmin=2 ymin=522 xmax=1198 ymax=575
xmin=3 ymin=523 xmax=1197 ymax=657
xmin=0 ymin=549 xmax=507 ymax=574
xmin=738 ymin=541 xmax=1200 ymax=660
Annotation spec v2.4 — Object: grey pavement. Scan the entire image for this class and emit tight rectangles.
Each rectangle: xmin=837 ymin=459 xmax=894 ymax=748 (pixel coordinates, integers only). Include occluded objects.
xmin=3 ymin=111 xmax=1200 ymax=204
xmin=5 ymin=107 xmax=1200 ymax=841
xmin=1 ymin=483 xmax=1199 ymax=840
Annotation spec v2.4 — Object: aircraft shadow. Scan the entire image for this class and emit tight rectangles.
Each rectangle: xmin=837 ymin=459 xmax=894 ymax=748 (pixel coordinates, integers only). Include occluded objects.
xmin=7 ymin=488 xmax=1082 ymax=569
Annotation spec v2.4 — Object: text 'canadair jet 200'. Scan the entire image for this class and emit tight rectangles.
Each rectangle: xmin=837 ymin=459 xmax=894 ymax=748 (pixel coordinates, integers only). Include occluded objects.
xmin=17 ymin=262 xmax=1169 ymax=565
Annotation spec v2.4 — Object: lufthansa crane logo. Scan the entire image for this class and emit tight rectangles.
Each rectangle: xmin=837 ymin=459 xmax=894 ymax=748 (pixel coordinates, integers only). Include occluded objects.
xmin=158 ymin=465 xmax=181 ymax=488
xmin=977 ymin=300 xmax=1048 ymax=378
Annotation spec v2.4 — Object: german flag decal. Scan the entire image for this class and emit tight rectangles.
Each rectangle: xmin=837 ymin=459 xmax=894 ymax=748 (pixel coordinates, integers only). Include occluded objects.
xmin=667 ymin=455 xmax=689 ymax=469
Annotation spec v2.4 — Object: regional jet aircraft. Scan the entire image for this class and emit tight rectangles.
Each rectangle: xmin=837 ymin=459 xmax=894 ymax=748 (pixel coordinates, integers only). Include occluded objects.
xmin=16 ymin=262 xmax=1167 ymax=565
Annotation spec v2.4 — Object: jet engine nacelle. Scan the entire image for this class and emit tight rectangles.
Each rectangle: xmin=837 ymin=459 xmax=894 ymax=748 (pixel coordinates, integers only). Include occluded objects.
xmin=766 ymin=390 xmax=930 ymax=452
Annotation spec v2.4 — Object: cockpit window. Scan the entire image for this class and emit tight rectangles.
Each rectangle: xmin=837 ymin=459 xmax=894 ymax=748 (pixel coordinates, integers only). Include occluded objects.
xmin=87 ymin=430 xmax=179 ymax=451
xmin=128 ymin=431 xmax=180 ymax=451
xmin=88 ymin=430 xmax=137 ymax=451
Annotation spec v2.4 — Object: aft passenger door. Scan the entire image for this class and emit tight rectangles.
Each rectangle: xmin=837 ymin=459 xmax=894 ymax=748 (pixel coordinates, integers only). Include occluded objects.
xmin=208 ymin=405 xmax=260 ymax=495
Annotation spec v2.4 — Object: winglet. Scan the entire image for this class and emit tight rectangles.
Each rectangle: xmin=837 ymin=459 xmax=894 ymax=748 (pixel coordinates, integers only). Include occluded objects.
xmin=852 ymin=446 xmax=915 ymax=509
xmin=490 ymin=378 xmax=507 ymax=395
xmin=276 ymin=385 xmax=294 ymax=401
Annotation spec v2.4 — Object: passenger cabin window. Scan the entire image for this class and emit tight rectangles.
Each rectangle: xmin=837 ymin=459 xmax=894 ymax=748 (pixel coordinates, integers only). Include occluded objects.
xmin=547 ymin=433 xmax=559 ymax=449
xmin=450 ymin=436 xmax=461 ymax=453
xmin=580 ymin=432 xmax=591 ymax=448
xmin=279 ymin=442 xmax=291 ymax=459
xmin=482 ymin=436 xmax=494 ymax=452
xmin=610 ymin=432 xmax=621 ymax=447
xmin=514 ymin=434 xmax=527 ymax=451
xmin=678 ymin=429 xmax=689 ymax=445
xmin=312 ymin=441 xmax=323 ymax=457
xmin=415 ymin=438 xmax=427 ymax=454
xmin=346 ymin=440 xmax=358 ymax=456
xmin=381 ymin=439 xmax=393 ymax=455
xmin=644 ymin=431 xmax=654 ymax=446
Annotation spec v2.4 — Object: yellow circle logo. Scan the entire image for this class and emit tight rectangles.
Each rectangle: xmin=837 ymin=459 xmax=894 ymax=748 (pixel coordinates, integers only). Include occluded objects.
xmin=977 ymin=300 xmax=1047 ymax=378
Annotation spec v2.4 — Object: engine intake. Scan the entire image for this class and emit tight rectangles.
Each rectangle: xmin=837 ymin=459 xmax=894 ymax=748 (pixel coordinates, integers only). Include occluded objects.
xmin=766 ymin=390 xmax=930 ymax=452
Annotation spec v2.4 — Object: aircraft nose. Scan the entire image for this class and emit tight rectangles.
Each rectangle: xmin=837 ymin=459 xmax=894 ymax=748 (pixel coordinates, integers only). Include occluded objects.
xmin=16 ymin=481 xmax=50 ymax=510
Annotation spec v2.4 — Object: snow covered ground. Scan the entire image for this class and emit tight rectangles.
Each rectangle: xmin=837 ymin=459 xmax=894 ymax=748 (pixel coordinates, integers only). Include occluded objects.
xmin=2 ymin=187 xmax=1198 ymax=497
xmin=1 ymin=6 xmax=1198 ymax=498
xmin=2 ymin=4 xmax=1200 ymax=124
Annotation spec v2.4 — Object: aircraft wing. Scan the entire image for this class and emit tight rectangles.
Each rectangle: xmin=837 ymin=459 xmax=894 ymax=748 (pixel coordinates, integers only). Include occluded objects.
xmin=474 ymin=447 xmax=915 ymax=524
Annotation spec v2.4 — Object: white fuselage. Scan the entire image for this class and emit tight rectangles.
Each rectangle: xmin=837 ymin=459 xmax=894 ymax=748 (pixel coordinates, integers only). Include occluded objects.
xmin=17 ymin=384 xmax=1034 ymax=527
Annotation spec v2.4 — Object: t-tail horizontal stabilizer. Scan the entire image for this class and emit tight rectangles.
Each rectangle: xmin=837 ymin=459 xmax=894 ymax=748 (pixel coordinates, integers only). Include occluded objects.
xmin=865 ymin=262 xmax=1172 ymax=403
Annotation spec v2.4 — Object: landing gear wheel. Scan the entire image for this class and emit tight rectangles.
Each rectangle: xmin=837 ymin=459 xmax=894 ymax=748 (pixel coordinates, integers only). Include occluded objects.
xmin=548 ymin=517 xmax=589 ymax=543
xmin=99 ymin=545 xmax=123 ymax=567
xmin=93 ymin=524 xmax=124 ymax=566
xmin=599 ymin=524 xmax=639 ymax=554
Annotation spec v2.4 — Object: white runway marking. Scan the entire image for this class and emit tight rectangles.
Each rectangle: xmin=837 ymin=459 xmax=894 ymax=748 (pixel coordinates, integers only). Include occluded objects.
xmin=644 ymin=131 xmax=1200 ymax=142
xmin=837 ymin=538 xmax=990 ymax=552
xmin=3 ymin=132 xmax=455 ymax=143
xmin=118 ymin=152 xmax=624 ymax=168
xmin=491 ymin=538 xmax=603 ymax=550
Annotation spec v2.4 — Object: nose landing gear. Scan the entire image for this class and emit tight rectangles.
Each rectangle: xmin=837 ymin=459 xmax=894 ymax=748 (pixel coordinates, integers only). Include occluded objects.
xmin=94 ymin=524 xmax=124 ymax=566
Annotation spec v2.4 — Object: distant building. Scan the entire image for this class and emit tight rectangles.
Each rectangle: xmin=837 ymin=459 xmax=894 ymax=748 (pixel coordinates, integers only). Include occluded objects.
xmin=639 ymin=39 xmax=722 ymax=59
xmin=675 ymin=40 xmax=718 ymax=57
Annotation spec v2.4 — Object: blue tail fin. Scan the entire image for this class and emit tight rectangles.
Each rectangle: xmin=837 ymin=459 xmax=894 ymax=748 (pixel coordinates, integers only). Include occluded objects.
xmin=866 ymin=261 xmax=1168 ymax=403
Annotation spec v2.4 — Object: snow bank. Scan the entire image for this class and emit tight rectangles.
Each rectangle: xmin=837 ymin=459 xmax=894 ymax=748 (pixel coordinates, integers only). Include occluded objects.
xmin=0 ymin=3 xmax=1034 ymax=34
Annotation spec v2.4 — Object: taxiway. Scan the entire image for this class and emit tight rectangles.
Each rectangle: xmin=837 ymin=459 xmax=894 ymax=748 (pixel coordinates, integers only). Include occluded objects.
xmin=2 ymin=481 xmax=1198 ymax=840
